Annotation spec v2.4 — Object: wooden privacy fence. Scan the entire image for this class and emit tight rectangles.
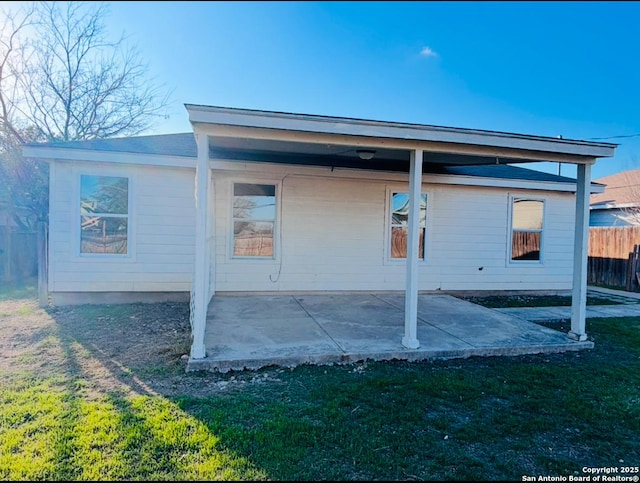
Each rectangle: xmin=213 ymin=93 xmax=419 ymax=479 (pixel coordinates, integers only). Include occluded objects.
xmin=626 ymin=245 xmax=640 ymax=292
xmin=0 ymin=226 xmax=38 ymax=283
xmin=588 ymin=226 xmax=640 ymax=290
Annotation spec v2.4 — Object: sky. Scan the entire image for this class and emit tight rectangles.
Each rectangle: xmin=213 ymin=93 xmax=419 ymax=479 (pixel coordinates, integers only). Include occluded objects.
xmin=26 ymin=1 xmax=640 ymax=179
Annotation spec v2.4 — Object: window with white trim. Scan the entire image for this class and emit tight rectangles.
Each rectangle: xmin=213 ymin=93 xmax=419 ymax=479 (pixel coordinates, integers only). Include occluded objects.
xmin=389 ymin=192 xmax=427 ymax=259
xmin=510 ymin=198 xmax=544 ymax=262
xmin=80 ymin=175 xmax=129 ymax=255
xmin=233 ymin=183 xmax=276 ymax=257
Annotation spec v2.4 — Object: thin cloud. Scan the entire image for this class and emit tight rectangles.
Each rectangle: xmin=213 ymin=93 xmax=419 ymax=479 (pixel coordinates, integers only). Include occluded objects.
xmin=420 ymin=46 xmax=438 ymax=58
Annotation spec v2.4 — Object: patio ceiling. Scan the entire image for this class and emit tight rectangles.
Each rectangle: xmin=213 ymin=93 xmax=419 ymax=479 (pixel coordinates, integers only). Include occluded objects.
xmin=207 ymin=136 xmax=564 ymax=173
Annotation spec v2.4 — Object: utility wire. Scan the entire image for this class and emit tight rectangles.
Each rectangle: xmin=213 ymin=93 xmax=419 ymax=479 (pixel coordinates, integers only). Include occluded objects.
xmin=587 ymin=133 xmax=640 ymax=141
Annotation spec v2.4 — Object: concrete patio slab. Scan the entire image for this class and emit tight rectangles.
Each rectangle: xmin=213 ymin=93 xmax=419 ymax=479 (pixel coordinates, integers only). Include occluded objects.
xmin=292 ymin=293 xmax=475 ymax=354
xmin=187 ymin=292 xmax=594 ymax=373
xmin=202 ymin=295 xmax=339 ymax=363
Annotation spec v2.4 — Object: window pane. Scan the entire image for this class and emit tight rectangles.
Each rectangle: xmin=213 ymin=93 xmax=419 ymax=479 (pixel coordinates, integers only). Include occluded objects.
xmin=391 ymin=226 xmax=406 ymax=258
xmin=390 ymin=227 xmax=424 ymax=259
xmin=233 ymin=184 xmax=276 ymax=219
xmin=234 ymin=221 xmax=274 ymax=257
xmin=234 ymin=183 xmax=275 ymax=197
xmin=81 ymin=176 xmax=128 ymax=215
xmin=512 ymin=200 xmax=543 ymax=230
xmin=392 ymin=193 xmax=426 ymax=226
xmin=81 ymin=216 xmax=128 ymax=254
xmin=511 ymin=231 xmax=541 ymax=261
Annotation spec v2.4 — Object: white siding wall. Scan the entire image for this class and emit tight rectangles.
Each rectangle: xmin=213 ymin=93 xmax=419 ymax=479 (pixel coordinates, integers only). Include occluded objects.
xmin=427 ymin=185 xmax=574 ymax=290
xmin=49 ymin=160 xmax=195 ymax=293
xmin=48 ymin=159 xmax=576 ymax=295
xmin=212 ymin=166 xmax=576 ymax=292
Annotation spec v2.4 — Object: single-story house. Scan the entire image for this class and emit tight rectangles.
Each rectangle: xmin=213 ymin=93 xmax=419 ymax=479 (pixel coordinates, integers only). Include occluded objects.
xmin=22 ymin=104 xmax=617 ymax=361
xmin=590 ymin=169 xmax=640 ymax=226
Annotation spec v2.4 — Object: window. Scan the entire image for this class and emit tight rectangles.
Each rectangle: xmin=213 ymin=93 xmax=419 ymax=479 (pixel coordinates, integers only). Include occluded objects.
xmin=510 ymin=198 xmax=544 ymax=262
xmin=233 ymin=183 xmax=276 ymax=257
xmin=80 ymin=175 xmax=129 ymax=255
xmin=390 ymin=192 xmax=427 ymax=259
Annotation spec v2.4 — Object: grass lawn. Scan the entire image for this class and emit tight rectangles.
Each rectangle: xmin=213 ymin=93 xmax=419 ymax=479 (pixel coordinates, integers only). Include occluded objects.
xmin=1 ymin=283 xmax=639 ymax=480
xmin=457 ymin=293 xmax=628 ymax=308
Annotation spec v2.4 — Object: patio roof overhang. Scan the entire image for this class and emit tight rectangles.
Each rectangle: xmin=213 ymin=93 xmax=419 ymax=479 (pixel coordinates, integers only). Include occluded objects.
xmin=186 ymin=104 xmax=618 ymax=361
xmin=186 ymin=104 xmax=617 ymax=169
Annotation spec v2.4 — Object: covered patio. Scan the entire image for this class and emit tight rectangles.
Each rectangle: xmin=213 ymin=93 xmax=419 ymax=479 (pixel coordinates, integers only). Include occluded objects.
xmin=185 ymin=105 xmax=616 ymax=369
xmin=186 ymin=292 xmax=593 ymax=372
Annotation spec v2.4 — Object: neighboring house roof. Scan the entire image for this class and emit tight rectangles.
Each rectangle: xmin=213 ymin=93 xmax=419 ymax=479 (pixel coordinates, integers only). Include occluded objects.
xmin=590 ymin=169 xmax=640 ymax=209
xmin=22 ymin=132 xmax=599 ymax=188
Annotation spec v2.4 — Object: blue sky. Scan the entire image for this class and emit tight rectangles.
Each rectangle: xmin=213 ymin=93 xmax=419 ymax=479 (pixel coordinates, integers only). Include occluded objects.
xmin=102 ymin=1 xmax=640 ymax=180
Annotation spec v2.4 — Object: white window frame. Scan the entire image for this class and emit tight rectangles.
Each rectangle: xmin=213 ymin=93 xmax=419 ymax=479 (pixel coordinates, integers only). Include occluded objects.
xmin=384 ymin=186 xmax=431 ymax=263
xmin=229 ymin=180 xmax=280 ymax=261
xmin=507 ymin=195 xmax=545 ymax=265
xmin=75 ymin=171 xmax=135 ymax=260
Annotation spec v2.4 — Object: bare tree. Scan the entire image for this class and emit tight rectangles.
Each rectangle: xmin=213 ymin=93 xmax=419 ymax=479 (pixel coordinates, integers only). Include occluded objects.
xmin=0 ymin=1 xmax=172 ymax=227
xmin=18 ymin=2 xmax=171 ymax=141
xmin=0 ymin=3 xmax=43 ymax=230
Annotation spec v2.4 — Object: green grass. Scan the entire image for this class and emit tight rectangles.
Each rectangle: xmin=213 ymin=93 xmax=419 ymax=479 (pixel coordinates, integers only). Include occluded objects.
xmin=1 ymin=291 xmax=640 ymax=480
xmin=172 ymin=322 xmax=640 ymax=480
xmin=458 ymin=293 xmax=626 ymax=308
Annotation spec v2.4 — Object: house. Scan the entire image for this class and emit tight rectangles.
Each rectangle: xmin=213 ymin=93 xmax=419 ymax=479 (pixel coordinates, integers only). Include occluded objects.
xmin=21 ymin=104 xmax=617 ymax=361
xmin=590 ymin=169 xmax=640 ymax=226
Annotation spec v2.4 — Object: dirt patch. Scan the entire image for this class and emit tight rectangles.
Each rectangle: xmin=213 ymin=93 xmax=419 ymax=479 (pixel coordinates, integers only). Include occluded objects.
xmin=0 ymin=296 xmax=284 ymax=400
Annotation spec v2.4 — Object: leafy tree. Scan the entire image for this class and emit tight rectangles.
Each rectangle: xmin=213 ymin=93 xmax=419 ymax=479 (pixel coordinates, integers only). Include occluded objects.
xmin=0 ymin=1 xmax=171 ymax=228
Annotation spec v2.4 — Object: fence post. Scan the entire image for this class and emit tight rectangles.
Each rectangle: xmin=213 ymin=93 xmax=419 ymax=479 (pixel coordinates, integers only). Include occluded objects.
xmin=37 ymin=221 xmax=48 ymax=307
xmin=626 ymin=250 xmax=631 ymax=292
xmin=635 ymin=245 xmax=640 ymax=292
xmin=627 ymin=245 xmax=640 ymax=292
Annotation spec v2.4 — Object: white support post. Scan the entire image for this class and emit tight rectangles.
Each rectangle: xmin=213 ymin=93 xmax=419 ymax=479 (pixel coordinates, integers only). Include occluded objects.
xmin=207 ymin=169 xmax=216 ymax=299
xmin=569 ymin=162 xmax=591 ymax=341
xmin=190 ymin=133 xmax=210 ymax=359
xmin=403 ymin=149 xmax=423 ymax=349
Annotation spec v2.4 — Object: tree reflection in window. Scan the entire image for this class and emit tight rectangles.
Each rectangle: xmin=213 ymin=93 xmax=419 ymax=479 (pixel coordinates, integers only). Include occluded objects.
xmin=233 ymin=183 xmax=275 ymax=257
xmin=80 ymin=175 xmax=129 ymax=254
xmin=390 ymin=192 xmax=427 ymax=259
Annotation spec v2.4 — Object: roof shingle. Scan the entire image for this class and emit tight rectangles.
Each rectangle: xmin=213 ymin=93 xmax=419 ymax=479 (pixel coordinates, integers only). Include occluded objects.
xmin=591 ymin=169 xmax=640 ymax=206
xmin=25 ymin=133 xmax=585 ymax=185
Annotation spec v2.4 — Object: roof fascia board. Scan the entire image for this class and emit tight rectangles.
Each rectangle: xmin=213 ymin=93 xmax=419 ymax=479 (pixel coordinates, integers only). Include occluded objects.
xmin=21 ymin=145 xmax=196 ymax=168
xmin=194 ymin=122 xmax=599 ymax=165
xmin=187 ymin=105 xmax=616 ymax=159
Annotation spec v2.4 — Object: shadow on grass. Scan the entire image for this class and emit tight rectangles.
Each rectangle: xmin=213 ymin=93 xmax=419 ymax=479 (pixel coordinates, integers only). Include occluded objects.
xmin=3 ymin=300 xmax=267 ymax=480
xmin=5 ymin=293 xmax=640 ymax=480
